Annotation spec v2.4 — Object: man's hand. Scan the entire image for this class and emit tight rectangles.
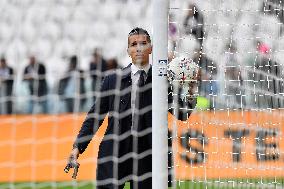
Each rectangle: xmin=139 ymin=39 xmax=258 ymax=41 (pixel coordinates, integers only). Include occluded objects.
xmin=64 ymin=148 xmax=80 ymax=179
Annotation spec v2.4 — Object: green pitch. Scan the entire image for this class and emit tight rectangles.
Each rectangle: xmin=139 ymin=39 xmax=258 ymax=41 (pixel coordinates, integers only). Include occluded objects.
xmin=1 ymin=179 xmax=283 ymax=189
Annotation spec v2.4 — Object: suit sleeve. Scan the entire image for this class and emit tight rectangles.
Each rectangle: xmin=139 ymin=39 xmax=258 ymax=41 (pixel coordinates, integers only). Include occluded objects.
xmin=73 ymin=75 xmax=110 ymax=154
xmin=39 ymin=64 xmax=46 ymax=76
xmin=23 ymin=67 xmax=29 ymax=80
xmin=7 ymin=67 xmax=14 ymax=84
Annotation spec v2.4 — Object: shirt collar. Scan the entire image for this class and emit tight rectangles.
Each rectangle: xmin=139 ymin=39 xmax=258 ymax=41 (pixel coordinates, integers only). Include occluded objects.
xmin=131 ymin=63 xmax=150 ymax=75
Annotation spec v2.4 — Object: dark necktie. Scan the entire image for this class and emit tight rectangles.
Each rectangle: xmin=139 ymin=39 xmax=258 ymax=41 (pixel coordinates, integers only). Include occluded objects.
xmin=137 ymin=70 xmax=146 ymax=87
xmin=133 ymin=70 xmax=146 ymax=131
xmin=136 ymin=70 xmax=146 ymax=108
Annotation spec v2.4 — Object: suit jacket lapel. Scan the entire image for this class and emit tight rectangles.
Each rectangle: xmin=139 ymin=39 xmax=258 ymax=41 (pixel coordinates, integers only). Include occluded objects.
xmin=119 ymin=64 xmax=132 ymax=112
xmin=146 ymin=66 xmax=152 ymax=84
xmin=118 ymin=65 xmax=152 ymax=112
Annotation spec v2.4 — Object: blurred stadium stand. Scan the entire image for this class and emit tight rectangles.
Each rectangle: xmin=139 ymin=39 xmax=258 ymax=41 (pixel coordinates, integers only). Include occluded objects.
xmin=0 ymin=0 xmax=283 ymax=114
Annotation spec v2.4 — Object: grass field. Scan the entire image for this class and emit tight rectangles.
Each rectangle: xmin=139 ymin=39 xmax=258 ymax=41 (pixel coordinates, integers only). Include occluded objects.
xmin=1 ymin=179 xmax=284 ymax=189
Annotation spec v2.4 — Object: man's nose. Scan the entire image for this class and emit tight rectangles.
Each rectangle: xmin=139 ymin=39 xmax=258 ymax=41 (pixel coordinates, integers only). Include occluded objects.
xmin=136 ymin=44 xmax=143 ymax=52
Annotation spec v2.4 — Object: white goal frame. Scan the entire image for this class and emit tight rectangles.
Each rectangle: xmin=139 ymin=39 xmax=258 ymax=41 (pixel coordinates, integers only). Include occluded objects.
xmin=152 ymin=0 xmax=169 ymax=188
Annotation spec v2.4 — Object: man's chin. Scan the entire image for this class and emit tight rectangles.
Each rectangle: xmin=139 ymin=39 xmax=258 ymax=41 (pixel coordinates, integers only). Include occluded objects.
xmin=133 ymin=60 xmax=144 ymax=66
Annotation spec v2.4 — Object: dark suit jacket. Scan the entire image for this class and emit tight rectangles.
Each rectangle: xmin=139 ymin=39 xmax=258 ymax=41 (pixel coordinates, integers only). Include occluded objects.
xmin=74 ymin=64 xmax=196 ymax=186
xmin=58 ymin=70 xmax=86 ymax=100
xmin=23 ymin=63 xmax=47 ymax=97
xmin=1 ymin=66 xmax=14 ymax=96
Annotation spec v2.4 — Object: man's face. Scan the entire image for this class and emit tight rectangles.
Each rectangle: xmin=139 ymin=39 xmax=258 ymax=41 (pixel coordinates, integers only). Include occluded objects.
xmin=29 ymin=57 xmax=36 ymax=65
xmin=127 ymin=34 xmax=152 ymax=67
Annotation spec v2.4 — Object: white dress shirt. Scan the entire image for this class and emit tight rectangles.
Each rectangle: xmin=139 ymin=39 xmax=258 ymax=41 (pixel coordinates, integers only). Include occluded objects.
xmin=130 ymin=63 xmax=150 ymax=125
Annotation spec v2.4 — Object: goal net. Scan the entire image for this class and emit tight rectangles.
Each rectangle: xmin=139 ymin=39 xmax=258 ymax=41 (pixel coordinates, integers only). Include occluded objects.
xmin=167 ymin=0 xmax=284 ymax=188
xmin=0 ymin=0 xmax=284 ymax=189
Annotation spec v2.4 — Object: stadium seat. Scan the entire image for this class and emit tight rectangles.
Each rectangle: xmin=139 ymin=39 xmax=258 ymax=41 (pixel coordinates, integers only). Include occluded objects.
xmin=11 ymin=0 xmax=34 ymax=7
xmin=0 ymin=23 xmax=14 ymax=42
xmin=100 ymin=2 xmax=120 ymax=22
xmin=25 ymin=5 xmax=48 ymax=26
xmin=78 ymin=38 xmax=103 ymax=57
xmin=216 ymin=17 xmax=233 ymax=39
xmin=79 ymin=0 xmax=101 ymax=6
xmin=203 ymin=34 xmax=225 ymax=62
xmin=87 ymin=21 xmax=110 ymax=41
xmin=32 ymin=0 xmax=53 ymax=6
xmin=0 ymin=4 xmax=22 ymax=24
xmin=20 ymin=22 xmax=37 ymax=43
xmin=179 ymin=35 xmax=199 ymax=59
xmin=45 ymin=56 xmax=68 ymax=87
xmin=102 ymin=37 xmax=126 ymax=60
xmin=64 ymin=21 xmax=87 ymax=43
xmin=59 ymin=0 xmax=79 ymax=6
xmin=255 ymin=14 xmax=281 ymax=47
xmin=195 ymin=0 xmax=212 ymax=13
xmin=54 ymin=37 xmax=77 ymax=58
xmin=274 ymin=36 xmax=284 ymax=66
xmin=40 ymin=21 xmax=61 ymax=42
xmin=233 ymin=14 xmax=255 ymax=55
xmin=243 ymin=0 xmax=263 ymax=11
xmin=32 ymin=39 xmax=53 ymax=60
xmin=72 ymin=6 xmax=91 ymax=22
xmin=48 ymin=5 xmax=71 ymax=23
xmin=111 ymin=19 xmax=132 ymax=39
xmin=121 ymin=0 xmax=144 ymax=24
xmin=0 ymin=0 xmax=9 ymax=9
xmin=221 ymin=0 xmax=241 ymax=21
xmin=5 ymin=39 xmax=28 ymax=61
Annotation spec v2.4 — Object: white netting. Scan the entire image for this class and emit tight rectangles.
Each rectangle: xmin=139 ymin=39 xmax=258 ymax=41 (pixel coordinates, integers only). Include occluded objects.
xmin=0 ymin=0 xmax=284 ymax=188
xmin=168 ymin=0 xmax=284 ymax=188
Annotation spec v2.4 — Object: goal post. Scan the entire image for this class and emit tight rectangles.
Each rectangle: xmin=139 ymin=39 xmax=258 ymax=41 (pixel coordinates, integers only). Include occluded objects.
xmin=152 ymin=0 xmax=170 ymax=188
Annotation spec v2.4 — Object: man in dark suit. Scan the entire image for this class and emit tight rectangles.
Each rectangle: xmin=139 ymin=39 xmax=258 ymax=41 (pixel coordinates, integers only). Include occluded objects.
xmin=23 ymin=56 xmax=48 ymax=114
xmin=58 ymin=55 xmax=86 ymax=113
xmin=65 ymin=28 xmax=196 ymax=189
xmin=0 ymin=57 xmax=14 ymax=114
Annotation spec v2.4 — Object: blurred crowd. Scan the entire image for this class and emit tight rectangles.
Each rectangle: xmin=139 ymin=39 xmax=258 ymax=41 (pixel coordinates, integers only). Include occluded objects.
xmin=0 ymin=49 xmax=119 ymax=114
xmin=168 ymin=2 xmax=284 ymax=111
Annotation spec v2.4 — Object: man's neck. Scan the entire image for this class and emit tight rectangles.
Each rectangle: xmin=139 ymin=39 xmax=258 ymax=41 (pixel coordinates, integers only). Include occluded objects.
xmin=133 ymin=62 xmax=149 ymax=69
xmin=133 ymin=63 xmax=150 ymax=70
xmin=131 ymin=63 xmax=150 ymax=76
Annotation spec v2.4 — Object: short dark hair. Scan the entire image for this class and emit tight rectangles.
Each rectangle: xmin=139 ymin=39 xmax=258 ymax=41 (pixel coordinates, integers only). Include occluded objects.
xmin=70 ymin=55 xmax=78 ymax=68
xmin=128 ymin=27 xmax=151 ymax=44
xmin=0 ymin=57 xmax=6 ymax=63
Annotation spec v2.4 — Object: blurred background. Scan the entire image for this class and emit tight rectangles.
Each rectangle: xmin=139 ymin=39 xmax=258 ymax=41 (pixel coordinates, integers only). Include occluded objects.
xmin=0 ymin=0 xmax=283 ymax=114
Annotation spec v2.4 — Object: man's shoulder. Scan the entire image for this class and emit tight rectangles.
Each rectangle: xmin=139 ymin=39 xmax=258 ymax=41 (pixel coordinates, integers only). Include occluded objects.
xmin=121 ymin=64 xmax=132 ymax=75
xmin=105 ymin=64 xmax=131 ymax=79
xmin=38 ymin=63 xmax=46 ymax=67
xmin=101 ymin=64 xmax=131 ymax=89
xmin=8 ymin=66 xmax=13 ymax=72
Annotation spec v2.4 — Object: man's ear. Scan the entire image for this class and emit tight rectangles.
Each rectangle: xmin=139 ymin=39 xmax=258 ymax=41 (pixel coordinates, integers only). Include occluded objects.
xmin=149 ymin=45 xmax=153 ymax=54
xmin=127 ymin=47 xmax=130 ymax=56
